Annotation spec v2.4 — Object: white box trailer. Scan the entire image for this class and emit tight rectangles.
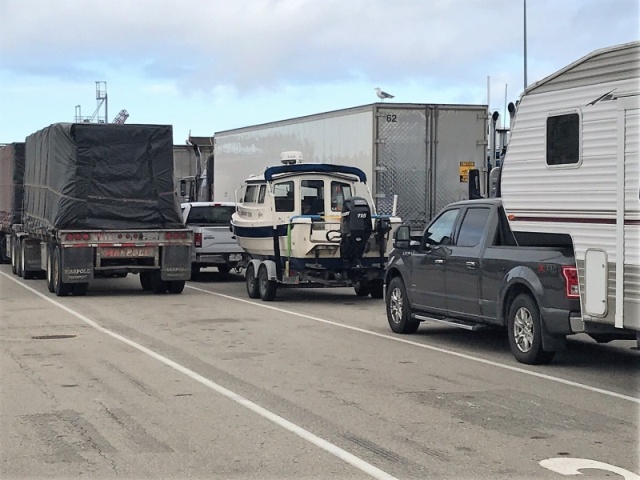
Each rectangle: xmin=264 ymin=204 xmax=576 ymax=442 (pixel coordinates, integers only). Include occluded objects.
xmin=213 ymin=103 xmax=488 ymax=230
xmin=500 ymin=41 xmax=640 ymax=339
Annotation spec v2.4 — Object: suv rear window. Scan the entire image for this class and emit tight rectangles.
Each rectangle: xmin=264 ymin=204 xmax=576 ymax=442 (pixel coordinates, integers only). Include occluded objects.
xmin=186 ymin=206 xmax=235 ymax=225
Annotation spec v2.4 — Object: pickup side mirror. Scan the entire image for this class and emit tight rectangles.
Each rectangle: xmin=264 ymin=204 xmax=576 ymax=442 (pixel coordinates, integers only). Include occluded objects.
xmin=179 ymin=179 xmax=187 ymax=197
xmin=394 ymin=225 xmax=412 ymax=249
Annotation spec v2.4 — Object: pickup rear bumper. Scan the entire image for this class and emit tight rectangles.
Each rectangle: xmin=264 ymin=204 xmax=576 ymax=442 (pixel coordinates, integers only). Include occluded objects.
xmin=541 ymin=306 xmax=581 ymax=335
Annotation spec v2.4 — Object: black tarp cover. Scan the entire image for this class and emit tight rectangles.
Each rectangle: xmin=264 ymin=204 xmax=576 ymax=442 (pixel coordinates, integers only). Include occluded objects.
xmin=23 ymin=123 xmax=184 ymax=231
xmin=0 ymin=143 xmax=26 ymax=228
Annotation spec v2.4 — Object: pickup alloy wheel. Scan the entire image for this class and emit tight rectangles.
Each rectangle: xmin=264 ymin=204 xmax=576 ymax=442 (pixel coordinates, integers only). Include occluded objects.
xmin=386 ymin=277 xmax=420 ymax=334
xmin=507 ymin=294 xmax=554 ymax=365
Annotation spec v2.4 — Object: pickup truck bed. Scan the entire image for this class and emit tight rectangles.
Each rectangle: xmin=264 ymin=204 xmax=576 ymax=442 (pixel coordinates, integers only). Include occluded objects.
xmin=384 ymin=198 xmax=581 ymax=365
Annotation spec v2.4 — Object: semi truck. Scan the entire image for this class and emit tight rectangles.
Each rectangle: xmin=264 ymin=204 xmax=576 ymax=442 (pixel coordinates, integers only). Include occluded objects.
xmin=0 ymin=142 xmax=25 ymax=264
xmin=212 ymin=102 xmax=489 ymax=231
xmin=8 ymin=122 xmax=193 ymax=296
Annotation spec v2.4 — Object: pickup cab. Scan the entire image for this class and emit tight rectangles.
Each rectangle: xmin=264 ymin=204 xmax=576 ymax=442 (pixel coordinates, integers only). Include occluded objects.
xmin=181 ymin=202 xmax=248 ymax=276
xmin=384 ymin=198 xmax=581 ymax=365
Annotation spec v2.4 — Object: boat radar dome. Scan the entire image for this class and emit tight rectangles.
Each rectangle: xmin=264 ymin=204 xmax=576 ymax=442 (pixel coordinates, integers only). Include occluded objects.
xmin=281 ymin=151 xmax=303 ymax=165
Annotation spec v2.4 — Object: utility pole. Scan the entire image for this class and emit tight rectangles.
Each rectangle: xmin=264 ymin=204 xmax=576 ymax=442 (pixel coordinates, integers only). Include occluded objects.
xmin=524 ymin=0 xmax=528 ymax=89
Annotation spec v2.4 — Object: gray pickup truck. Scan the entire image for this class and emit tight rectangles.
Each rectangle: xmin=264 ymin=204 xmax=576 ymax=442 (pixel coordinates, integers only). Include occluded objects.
xmin=384 ymin=198 xmax=581 ymax=365
xmin=181 ymin=202 xmax=248 ymax=276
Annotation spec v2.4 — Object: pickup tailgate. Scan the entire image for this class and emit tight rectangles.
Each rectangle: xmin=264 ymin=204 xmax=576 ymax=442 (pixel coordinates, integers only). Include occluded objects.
xmin=194 ymin=225 xmax=243 ymax=254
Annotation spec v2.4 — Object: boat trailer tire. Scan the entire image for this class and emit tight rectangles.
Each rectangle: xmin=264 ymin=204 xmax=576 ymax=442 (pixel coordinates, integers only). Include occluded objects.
xmin=258 ymin=264 xmax=277 ymax=301
xmin=245 ymin=263 xmax=260 ymax=298
xmin=507 ymin=293 xmax=555 ymax=365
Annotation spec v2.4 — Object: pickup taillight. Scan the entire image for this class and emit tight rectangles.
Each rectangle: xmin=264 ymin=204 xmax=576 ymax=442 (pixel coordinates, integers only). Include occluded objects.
xmin=562 ymin=266 xmax=580 ymax=299
xmin=194 ymin=232 xmax=202 ymax=248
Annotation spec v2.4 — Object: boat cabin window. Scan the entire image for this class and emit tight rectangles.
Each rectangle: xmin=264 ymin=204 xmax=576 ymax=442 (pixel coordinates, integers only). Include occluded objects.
xmin=301 ymin=179 xmax=325 ymax=215
xmin=274 ymin=181 xmax=295 ymax=212
xmin=243 ymin=185 xmax=259 ymax=203
xmin=257 ymin=184 xmax=266 ymax=204
xmin=546 ymin=113 xmax=580 ymax=166
xmin=331 ymin=181 xmax=352 ymax=212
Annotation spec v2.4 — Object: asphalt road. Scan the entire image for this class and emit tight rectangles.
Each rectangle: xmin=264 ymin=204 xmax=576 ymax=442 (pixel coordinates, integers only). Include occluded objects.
xmin=1 ymin=266 xmax=639 ymax=480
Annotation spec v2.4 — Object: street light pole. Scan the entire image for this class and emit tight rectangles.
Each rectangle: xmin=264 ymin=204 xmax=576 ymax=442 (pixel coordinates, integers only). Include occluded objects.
xmin=524 ymin=0 xmax=528 ymax=89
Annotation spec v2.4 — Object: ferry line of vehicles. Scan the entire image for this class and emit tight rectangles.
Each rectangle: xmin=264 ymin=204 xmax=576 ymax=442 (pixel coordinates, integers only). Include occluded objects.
xmin=1 ymin=41 xmax=637 ymax=365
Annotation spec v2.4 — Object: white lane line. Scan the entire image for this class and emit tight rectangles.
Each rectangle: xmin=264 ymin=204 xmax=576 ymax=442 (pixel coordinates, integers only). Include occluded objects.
xmin=186 ymin=285 xmax=640 ymax=405
xmin=1 ymin=273 xmax=398 ymax=480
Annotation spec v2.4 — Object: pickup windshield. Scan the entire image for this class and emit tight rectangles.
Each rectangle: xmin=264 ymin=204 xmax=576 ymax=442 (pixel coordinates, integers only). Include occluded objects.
xmin=186 ymin=206 xmax=235 ymax=225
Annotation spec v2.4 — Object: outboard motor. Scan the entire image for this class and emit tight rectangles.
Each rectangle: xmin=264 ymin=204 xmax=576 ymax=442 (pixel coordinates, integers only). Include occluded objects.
xmin=340 ymin=197 xmax=372 ymax=264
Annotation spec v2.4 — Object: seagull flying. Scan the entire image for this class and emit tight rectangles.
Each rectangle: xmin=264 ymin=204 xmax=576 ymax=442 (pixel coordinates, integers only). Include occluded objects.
xmin=375 ymin=87 xmax=394 ymax=101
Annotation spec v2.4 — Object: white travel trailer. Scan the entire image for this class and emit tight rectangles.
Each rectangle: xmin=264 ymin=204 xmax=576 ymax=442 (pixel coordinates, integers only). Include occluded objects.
xmin=500 ymin=41 xmax=639 ymax=342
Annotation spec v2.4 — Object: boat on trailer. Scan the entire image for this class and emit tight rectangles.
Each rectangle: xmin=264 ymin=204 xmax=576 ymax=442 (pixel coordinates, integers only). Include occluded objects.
xmin=231 ymin=152 xmax=402 ymax=301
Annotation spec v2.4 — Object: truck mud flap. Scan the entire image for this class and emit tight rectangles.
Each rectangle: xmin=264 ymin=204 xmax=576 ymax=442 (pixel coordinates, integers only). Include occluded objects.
xmin=161 ymin=246 xmax=191 ymax=281
xmin=62 ymin=247 xmax=94 ymax=282
xmin=22 ymin=240 xmax=43 ymax=271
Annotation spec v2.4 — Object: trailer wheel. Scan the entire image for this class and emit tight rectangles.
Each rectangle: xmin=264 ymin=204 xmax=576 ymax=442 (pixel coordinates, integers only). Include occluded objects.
xmin=11 ymin=239 xmax=18 ymax=275
xmin=46 ymin=247 xmax=55 ymax=292
xmin=353 ymin=280 xmax=370 ymax=297
xmin=52 ymin=247 xmax=71 ymax=297
xmin=386 ymin=276 xmax=419 ymax=334
xmin=72 ymin=283 xmax=89 ymax=296
xmin=150 ymin=272 xmax=168 ymax=294
xmin=168 ymin=280 xmax=186 ymax=294
xmin=15 ymin=239 xmax=23 ymax=277
xmin=369 ymin=280 xmax=384 ymax=299
xmin=0 ymin=235 xmax=8 ymax=264
xmin=190 ymin=265 xmax=200 ymax=279
xmin=507 ymin=294 xmax=555 ymax=365
xmin=258 ymin=264 xmax=277 ymax=301
xmin=140 ymin=272 xmax=152 ymax=291
xmin=245 ymin=263 xmax=260 ymax=298
xmin=217 ymin=265 xmax=231 ymax=275
xmin=21 ymin=242 xmax=35 ymax=280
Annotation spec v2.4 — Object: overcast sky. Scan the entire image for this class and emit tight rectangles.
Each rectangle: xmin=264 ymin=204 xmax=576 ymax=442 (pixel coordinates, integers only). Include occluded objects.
xmin=1 ymin=0 xmax=638 ymax=144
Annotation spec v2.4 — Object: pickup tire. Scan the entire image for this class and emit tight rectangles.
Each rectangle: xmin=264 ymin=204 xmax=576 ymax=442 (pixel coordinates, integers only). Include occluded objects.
xmin=507 ymin=294 xmax=555 ymax=365
xmin=386 ymin=277 xmax=420 ymax=334
xmin=245 ymin=263 xmax=260 ymax=298
xmin=258 ymin=264 xmax=277 ymax=301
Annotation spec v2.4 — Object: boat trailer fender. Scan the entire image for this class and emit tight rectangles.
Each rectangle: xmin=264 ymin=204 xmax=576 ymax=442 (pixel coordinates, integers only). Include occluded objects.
xmin=256 ymin=259 xmax=278 ymax=281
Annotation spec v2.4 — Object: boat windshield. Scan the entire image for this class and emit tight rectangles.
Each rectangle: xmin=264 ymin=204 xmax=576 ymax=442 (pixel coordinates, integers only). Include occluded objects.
xmin=331 ymin=181 xmax=353 ymax=212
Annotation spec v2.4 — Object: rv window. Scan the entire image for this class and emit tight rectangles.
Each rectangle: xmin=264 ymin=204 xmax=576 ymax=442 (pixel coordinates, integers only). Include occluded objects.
xmin=456 ymin=207 xmax=490 ymax=247
xmin=243 ymin=185 xmax=259 ymax=203
xmin=274 ymin=181 xmax=294 ymax=212
xmin=546 ymin=113 xmax=580 ymax=166
xmin=257 ymin=184 xmax=266 ymax=204
xmin=331 ymin=181 xmax=352 ymax=212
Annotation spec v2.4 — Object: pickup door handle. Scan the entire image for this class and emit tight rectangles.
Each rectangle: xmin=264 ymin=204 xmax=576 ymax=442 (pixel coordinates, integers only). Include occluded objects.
xmin=435 ymin=259 xmax=444 ymax=265
xmin=466 ymin=261 xmax=477 ymax=269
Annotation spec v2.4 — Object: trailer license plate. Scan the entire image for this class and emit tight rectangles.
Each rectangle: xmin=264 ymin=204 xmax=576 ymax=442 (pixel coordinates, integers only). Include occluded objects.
xmin=101 ymin=247 xmax=155 ymax=258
